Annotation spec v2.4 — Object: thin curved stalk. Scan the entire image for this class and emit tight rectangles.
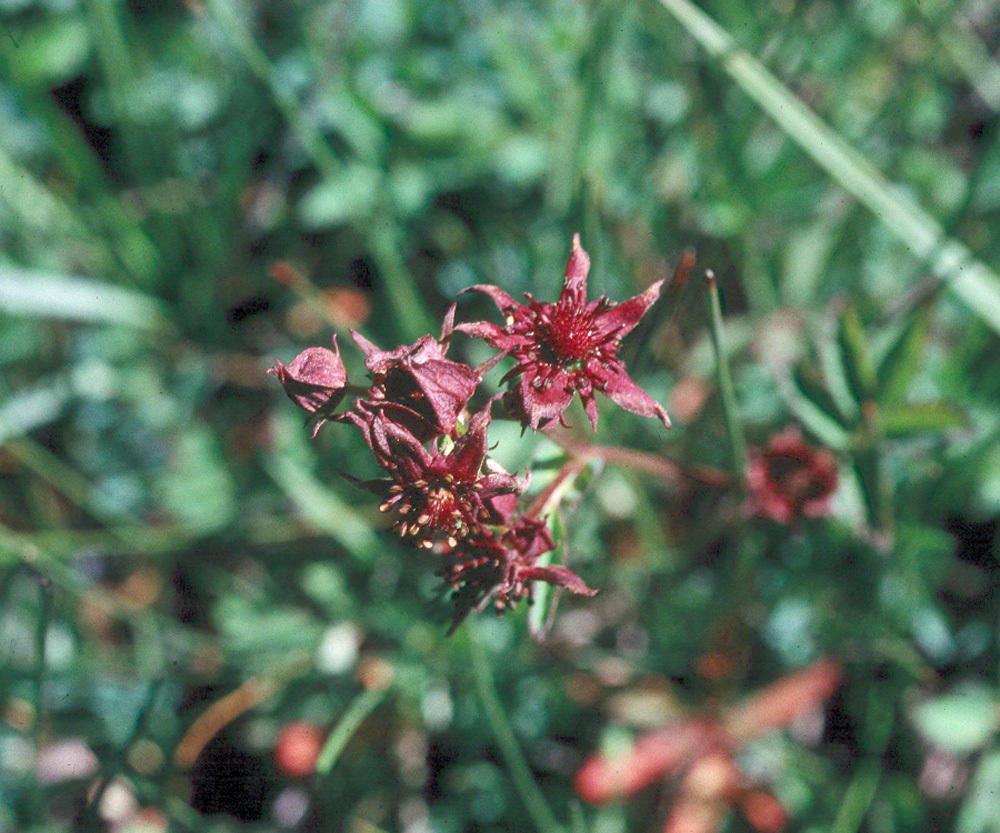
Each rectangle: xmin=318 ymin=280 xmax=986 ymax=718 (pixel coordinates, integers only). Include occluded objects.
xmin=469 ymin=624 xmax=564 ymax=833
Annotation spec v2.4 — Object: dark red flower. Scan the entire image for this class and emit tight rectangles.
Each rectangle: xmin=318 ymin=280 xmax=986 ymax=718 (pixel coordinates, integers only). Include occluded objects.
xmin=746 ymin=428 xmax=838 ymax=524
xmin=267 ymin=337 xmax=348 ymax=435
xmin=345 ymin=406 xmax=523 ymax=546
xmin=351 ymin=306 xmax=493 ymax=441
xmin=443 ymin=515 xmax=596 ymax=632
xmin=459 ymin=234 xmax=670 ymax=431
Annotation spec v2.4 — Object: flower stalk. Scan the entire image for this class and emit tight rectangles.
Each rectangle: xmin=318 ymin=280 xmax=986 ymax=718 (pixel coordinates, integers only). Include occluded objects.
xmin=706 ymin=270 xmax=747 ymax=477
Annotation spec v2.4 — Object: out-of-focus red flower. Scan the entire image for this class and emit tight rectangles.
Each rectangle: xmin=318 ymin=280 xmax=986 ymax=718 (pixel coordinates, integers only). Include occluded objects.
xmin=443 ymin=514 xmax=596 ymax=632
xmin=267 ymin=337 xmax=348 ymax=435
xmin=575 ymin=659 xmax=841 ymax=833
xmin=274 ymin=722 xmax=325 ymax=778
xmin=459 ymin=234 xmax=670 ymax=432
xmin=746 ymin=428 xmax=838 ymax=524
xmin=344 ymin=406 xmax=524 ymax=546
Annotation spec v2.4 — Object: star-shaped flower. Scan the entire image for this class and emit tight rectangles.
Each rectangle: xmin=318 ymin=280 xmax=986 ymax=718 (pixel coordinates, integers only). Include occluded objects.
xmin=459 ymin=234 xmax=671 ymax=431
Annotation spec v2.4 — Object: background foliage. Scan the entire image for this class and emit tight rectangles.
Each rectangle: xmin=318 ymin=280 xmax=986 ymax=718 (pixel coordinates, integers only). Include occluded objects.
xmin=2 ymin=0 xmax=1000 ymax=831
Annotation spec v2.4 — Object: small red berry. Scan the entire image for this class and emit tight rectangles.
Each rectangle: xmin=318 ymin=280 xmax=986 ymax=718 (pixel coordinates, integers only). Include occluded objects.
xmin=274 ymin=722 xmax=324 ymax=778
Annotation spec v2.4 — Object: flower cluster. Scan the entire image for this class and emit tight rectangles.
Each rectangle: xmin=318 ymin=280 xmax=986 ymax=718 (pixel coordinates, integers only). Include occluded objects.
xmin=269 ymin=235 xmax=670 ymax=629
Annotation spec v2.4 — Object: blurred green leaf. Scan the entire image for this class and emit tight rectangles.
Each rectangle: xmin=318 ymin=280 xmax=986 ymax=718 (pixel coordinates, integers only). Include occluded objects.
xmin=838 ymin=305 xmax=877 ymax=402
xmin=157 ymin=426 xmax=236 ymax=535
xmin=0 ymin=381 xmax=69 ymax=444
xmin=877 ymin=303 xmax=932 ymax=406
xmin=263 ymin=410 xmax=380 ymax=564
xmin=957 ymin=749 xmax=1000 ymax=833
xmin=781 ymin=210 xmax=843 ymax=307
xmin=297 ymin=165 xmax=383 ymax=228
xmin=880 ymin=402 xmax=966 ymax=437
xmin=780 ymin=370 xmax=853 ymax=450
xmin=913 ymin=684 xmax=998 ymax=754
xmin=216 ymin=595 xmax=321 ymax=657
xmin=817 ymin=324 xmax=861 ymax=426
xmin=11 ymin=17 xmax=91 ymax=87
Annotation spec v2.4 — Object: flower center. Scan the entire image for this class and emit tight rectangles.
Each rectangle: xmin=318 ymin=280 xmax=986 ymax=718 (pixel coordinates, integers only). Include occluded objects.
xmin=421 ymin=486 xmax=460 ymax=526
xmin=388 ymin=478 xmax=476 ymax=547
xmin=538 ymin=305 xmax=597 ymax=364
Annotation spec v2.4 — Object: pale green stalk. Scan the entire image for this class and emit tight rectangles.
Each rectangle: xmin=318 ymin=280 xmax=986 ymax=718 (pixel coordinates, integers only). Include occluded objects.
xmin=706 ymin=272 xmax=746 ymax=476
xmin=316 ymin=686 xmax=388 ymax=775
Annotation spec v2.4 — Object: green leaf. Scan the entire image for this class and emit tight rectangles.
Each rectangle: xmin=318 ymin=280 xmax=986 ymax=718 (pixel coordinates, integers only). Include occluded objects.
xmin=880 ymin=402 xmax=966 ymax=437
xmin=838 ymin=305 xmax=877 ymax=402
xmin=793 ymin=361 xmax=854 ymax=428
xmin=957 ymin=750 xmax=1000 ymax=833
xmin=215 ymin=596 xmax=321 ymax=657
xmin=157 ymin=426 xmax=237 ymax=535
xmin=0 ymin=380 xmax=70 ymax=445
xmin=852 ymin=449 xmax=885 ymax=532
xmin=780 ymin=211 xmax=843 ymax=307
xmin=912 ymin=684 xmax=998 ymax=754
xmin=296 ymin=165 xmax=382 ymax=228
xmin=12 ymin=17 xmax=91 ymax=87
xmin=877 ymin=303 xmax=932 ymax=405
xmin=264 ymin=412 xmax=380 ymax=563
xmin=817 ymin=323 xmax=861 ymax=425
xmin=779 ymin=369 xmax=852 ymax=450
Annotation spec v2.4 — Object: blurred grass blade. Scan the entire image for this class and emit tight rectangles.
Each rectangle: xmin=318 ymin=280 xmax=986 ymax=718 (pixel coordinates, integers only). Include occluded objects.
xmin=0 ymin=381 xmax=70 ymax=445
xmin=315 ymin=686 xmax=388 ymax=776
xmin=469 ymin=623 xmax=565 ymax=833
xmin=880 ymin=402 xmax=966 ymax=438
xmin=0 ymin=267 xmax=165 ymax=329
xmin=837 ymin=305 xmax=876 ymax=402
xmin=654 ymin=0 xmax=1000 ymax=334
xmin=706 ymin=271 xmax=746 ymax=475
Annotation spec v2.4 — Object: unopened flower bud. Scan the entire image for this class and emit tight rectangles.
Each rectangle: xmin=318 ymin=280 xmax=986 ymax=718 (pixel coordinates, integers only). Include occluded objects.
xmin=268 ymin=337 xmax=348 ymax=425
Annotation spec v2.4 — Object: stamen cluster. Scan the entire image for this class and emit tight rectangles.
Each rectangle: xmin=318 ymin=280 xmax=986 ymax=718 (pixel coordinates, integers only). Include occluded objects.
xmin=268 ymin=235 xmax=670 ymax=630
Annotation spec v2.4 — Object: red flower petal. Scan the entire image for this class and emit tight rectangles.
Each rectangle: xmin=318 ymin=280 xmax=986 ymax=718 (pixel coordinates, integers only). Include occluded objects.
xmin=724 ymin=659 xmax=841 ymax=743
xmin=519 ymin=565 xmax=597 ymax=596
xmin=591 ymin=361 xmax=670 ymax=427
xmin=575 ymin=720 xmax=713 ymax=804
